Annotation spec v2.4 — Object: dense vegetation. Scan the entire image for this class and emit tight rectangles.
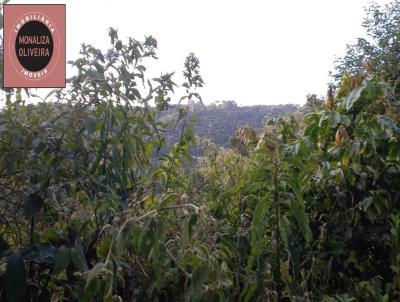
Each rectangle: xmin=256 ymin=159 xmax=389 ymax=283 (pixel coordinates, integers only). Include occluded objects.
xmin=1 ymin=1 xmax=400 ymax=301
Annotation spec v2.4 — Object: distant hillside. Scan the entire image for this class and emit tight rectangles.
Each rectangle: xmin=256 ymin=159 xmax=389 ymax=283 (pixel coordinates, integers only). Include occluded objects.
xmin=160 ymin=100 xmax=299 ymax=148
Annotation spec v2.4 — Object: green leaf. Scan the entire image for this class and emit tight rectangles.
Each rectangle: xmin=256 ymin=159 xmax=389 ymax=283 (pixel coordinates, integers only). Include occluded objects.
xmin=53 ymin=245 xmax=70 ymax=275
xmin=23 ymin=192 xmax=44 ymax=218
xmin=5 ymin=251 xmax=26 ymax=302
xmin=70 ymin=246 xmax=86 ymax=270
xmin=139 ymin=218 xmax=157 ymax=256
xmin=304 ymin=119 xmax=319 ymax=141
xmin=85 ymin=262 xmax=104 ymax=290
xmin=191 ymin=263 xmax=209 ymax=293
xmin=291 ymin=200 xmax=312 ymax=243
xmin=241 ymin=283 xmax=257 ymax=302
xmin=96 ymin=239 xmax=111 ymax=259
xmin=83 ymin=115 xmax=97 ymax=133
xmin=251 ymin=198 xmax=270 ymax=256
xmin=238 ymin=235 xmax=250 ymax=264
xmin=376 ymin=115 xmax=400 ymax=137
xmin=145 ymin=141 xmax=152 ymax=160
xmin=342 ymin=79 xmax=368 ymax=111
xmin=187 ymin=213 xmax=198 ymax=241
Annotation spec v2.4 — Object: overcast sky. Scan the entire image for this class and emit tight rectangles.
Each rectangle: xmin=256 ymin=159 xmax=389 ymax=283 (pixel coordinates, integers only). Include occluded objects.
xmin=9 ymin=0 xmax=391 ymax=105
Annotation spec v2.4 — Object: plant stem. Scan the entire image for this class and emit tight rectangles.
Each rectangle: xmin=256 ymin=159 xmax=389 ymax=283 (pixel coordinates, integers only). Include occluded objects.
xmin=273 ymin=157 xmax=282 ymax=298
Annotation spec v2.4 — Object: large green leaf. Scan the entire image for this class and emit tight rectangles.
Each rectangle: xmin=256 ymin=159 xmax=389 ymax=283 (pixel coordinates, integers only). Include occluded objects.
xmin=23 ymin=192 xmax=44 ymax=219
xmin=5 ymin=251 xmax=26 ymax=302
xmin=342 ymin=79 xmax=368 ymax=111
xmin=191 ymin=263 xmax=209 ymax=294
xmin=85 ymin=262 xmax=105 ymax=290
xmin=376 ymin=115 xmax=400 ymax=137
xmin=187 ymin=213 xmax=198 ymax=241
xmin=70 ymin=246 xmax=86 ymax=270
xmin=251 ymin=198 xmax=270 ymax=256
xmin=139 ymin=218 xmax=158 ymax=256
xmin=289 ymin=187 xmax=312 ymax=244
xmin=53 ymin=245 xmax=70 ymax=275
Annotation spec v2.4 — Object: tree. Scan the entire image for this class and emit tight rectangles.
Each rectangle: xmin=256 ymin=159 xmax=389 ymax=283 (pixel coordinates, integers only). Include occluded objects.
xmin=332 ymin=0 xmax=400 ymax=96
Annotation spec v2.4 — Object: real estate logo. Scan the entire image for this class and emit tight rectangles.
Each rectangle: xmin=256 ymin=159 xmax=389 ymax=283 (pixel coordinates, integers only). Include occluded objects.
xmin=3 ymin=4 xmax=65 ymax=88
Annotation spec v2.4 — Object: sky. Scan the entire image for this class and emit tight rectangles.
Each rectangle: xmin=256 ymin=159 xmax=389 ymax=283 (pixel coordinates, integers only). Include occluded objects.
xmin=8 ymin=0 xmax=392 ymax=106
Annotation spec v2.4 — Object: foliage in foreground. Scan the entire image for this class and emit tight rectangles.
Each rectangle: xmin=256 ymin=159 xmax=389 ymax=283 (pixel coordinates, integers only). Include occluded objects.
xmin=1 ymin=1 xmax=400 ymax=301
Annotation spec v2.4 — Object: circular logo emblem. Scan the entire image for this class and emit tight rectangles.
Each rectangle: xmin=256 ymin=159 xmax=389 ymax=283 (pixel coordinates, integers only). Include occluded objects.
xmin=8 ymin=12 xmax=60 ymax=81
xmin=15 ymin=20 xmax=53 ymax=72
